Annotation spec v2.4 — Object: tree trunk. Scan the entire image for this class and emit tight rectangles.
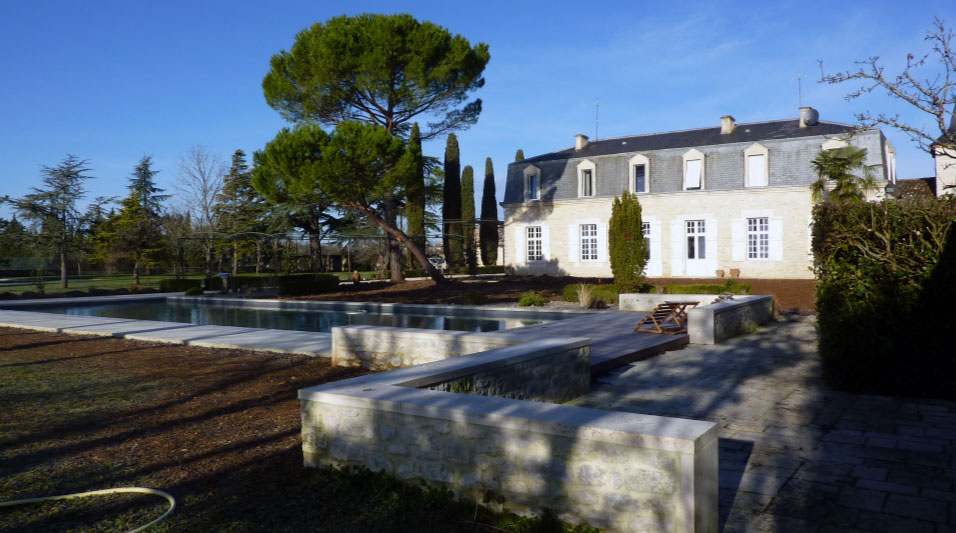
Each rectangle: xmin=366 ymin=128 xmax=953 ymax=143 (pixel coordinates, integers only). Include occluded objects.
xmin=60 ymin=251 xmax=67 ymax=288
xmin=384 ymin=197 xmax=405 ymax=282
xmin=256 ymin=242 xmax=262 ymax=274
xmin=232 ymin=244 xmax=239 ymax=277
xmin=76 ymin=260 xmax=82 ymax=278
xmin=350 ymin=203 xmax=446 ymax=284
xmin=133 ymin=259 xmax=140 ymax=286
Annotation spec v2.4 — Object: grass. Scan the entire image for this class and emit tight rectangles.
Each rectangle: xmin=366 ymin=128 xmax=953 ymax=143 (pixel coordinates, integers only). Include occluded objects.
xmin=0 ymin=328 xmax=596 ymax=533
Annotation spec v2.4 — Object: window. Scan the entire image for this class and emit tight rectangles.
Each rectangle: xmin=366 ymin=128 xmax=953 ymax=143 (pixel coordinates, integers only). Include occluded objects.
xmin=581 ymin=169 xmax=594 ymax=197
xmin=526 ymin=226 xmax=543 ymax=261
xmin=642 ymin=221 xmax=651 ymax=259
xmin=523 ymin=165 xmax=540 ymax=201
xmin=682 ymin=149 xmax=705 ymax=190
xmin=685 ymin=160 xmax=702 ymax=190
xmin=634 ymin=164 xmax=647 ymax=193
xmin=686 ymin=220 xmax=706 ymax=259
xmin=747 ymin=217 xmax=769 ymax=259
xmin=528 ymin=173 xmax=539 ymax=200
xmin=748 ymin=154 xmax=767 ymax=186
xmin=580 ymin=224 xmax=598 ymax=261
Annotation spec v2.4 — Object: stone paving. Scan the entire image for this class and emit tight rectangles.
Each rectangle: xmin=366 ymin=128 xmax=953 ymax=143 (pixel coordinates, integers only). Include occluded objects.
xmin=564 ymin=316 xmax=956 ymax=532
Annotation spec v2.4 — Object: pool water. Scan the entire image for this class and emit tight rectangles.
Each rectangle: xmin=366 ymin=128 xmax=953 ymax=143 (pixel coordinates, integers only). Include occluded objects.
xmin=39 ymin=302 xmax=547 ymax=333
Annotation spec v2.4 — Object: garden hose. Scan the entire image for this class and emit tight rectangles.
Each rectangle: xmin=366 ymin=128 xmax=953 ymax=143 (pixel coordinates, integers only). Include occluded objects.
xmin=0 ymin=487 xmax=175 ymax=532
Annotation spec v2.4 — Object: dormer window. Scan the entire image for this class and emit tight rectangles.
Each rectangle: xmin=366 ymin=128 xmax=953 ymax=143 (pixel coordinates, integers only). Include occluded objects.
xmin=522 ymin=165 xmax=540 ymax=201
xmin=629 ymin=154 xmax=650 ymax=193
xmin=577 ymin=159 xmax=596 ymax=197
xmin=682 ymin=149 xmax=705 ymax=190
xmin=744 ymin=143 xmax=769 ymax=187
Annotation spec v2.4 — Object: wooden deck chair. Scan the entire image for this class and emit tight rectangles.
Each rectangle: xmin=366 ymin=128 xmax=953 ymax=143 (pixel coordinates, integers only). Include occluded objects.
xmin=634 ymin=301 xmax=698 ymax=334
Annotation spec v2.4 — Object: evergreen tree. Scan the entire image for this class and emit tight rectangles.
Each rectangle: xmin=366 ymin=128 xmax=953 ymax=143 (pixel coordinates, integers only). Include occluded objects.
xmin=461 ymin=165 xmax=476 ymax=274
xmin=12 ymin=155 xmax=94 ymax=288
xmin=404 ymin=123 xmax=426 ymax=255
xmin=608 ymin=190 xmax=648 ymax=292
xmin=479 ymin=157 xmax=498 ymax=267
xmin=129 ymin=155 xmax=169 ymax=217
xmin=0 ymin=216 xmax=31 ymax=267
xmin=442 ymin=133 xmax=462 ymax=265
xmin=514 ymin=149 xmax=524 ymax=162
xmin=214 ymin=150 xmax=267 ymax=277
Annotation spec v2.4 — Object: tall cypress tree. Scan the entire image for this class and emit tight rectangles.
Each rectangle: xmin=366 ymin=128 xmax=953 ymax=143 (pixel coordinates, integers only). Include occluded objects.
xmin=404 ymin=123 xmax=426 ymax=255
xmin=479 ymin=157 xmax=498 ymax=266
xmin=514 ymin=149 xmax=524 ymax=162
xmin=608 ymin=190 xmax=647 ymax=292
xmin=442 ymin=133 xmax=462 ymax=265
xmin=461 ymin=165 xmax=476 ymax=274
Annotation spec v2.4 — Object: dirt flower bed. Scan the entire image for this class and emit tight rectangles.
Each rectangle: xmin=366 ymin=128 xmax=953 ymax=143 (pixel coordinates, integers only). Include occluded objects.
xmin=0 ymin=328 xmax=594 ymax=532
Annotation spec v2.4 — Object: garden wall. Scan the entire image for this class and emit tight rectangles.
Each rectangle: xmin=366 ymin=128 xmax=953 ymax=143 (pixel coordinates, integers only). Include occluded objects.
xmin=300 ymin=337 xmax=718 ymax=532
xmin=619 ymin=293 xmax=773 ymax=344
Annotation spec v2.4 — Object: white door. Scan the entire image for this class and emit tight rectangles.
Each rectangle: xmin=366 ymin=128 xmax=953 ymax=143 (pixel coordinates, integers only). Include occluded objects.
xmin=685 ymin=220 xmax=709 ymax=277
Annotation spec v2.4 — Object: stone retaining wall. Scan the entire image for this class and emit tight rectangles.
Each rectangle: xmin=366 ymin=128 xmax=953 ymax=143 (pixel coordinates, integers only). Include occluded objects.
xmin=619 ymin=293 xmax=773 ymax=345
xmin=300 ymin=337 xmax=718 ymax=532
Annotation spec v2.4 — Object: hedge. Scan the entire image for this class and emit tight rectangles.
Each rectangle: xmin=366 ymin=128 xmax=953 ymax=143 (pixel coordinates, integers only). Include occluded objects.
xmin=658 ymin=282 xmax=750 ymax=295
xmin=813 ymin=197 xmax=956 ymax=399
xmin=562 ymin=283 xmax=625 ymax=305
xmin=158 ymin=278 xmax=203 ymax=292
xmin=204 ymin=273 xmax=340 ymax=296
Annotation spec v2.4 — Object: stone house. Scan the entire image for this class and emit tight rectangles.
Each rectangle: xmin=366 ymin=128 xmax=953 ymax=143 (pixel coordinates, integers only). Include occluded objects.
xmin=501 ymin=107 xmax=896 ymax=280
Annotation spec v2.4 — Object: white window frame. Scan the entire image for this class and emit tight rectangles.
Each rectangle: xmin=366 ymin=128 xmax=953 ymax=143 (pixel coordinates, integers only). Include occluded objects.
xmin=682 ymin=149 xmax=705 ymax=190
xmin=686 ymin=220 xmax=706 ymax=259
xmin=629 ymin=153 xmax=650 ymax=194
xmin=580 ymin=223 xmax=598 ymax=261
xmin=577 ymin=159 xmax=596 ymax=198
xmin=747 ymin=217 xmax=770 ymax=260
xmin=821 ymin=138 xmax=848 ymax=151
xmin=641 ymin=221 xmax=651 ymax=260
xmin=526 ymin=226 xmax=543 ymax=261
xmin=522 ymin=165 xmax=540 ymax=201
xmin=744 ymin=143 xmax=769 ymax=188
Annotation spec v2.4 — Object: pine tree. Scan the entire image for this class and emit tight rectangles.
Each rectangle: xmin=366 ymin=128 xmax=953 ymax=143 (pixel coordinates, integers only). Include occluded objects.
xmin=479 ymin=157 xmax=498 ymax=266
xmin=514 ymin=149 xmax=524 ymax=162
xmin=608 ymin=190 xmax=648 ymax=292
xmin=442 ymin=133 xmax=462 ymax=265
xmin=214 ymin=150 xmax=267 ymax=278
xmin=129 ymin=155 xmax=169 ymax=217
xmin=404 ymin=123 xmax=426 ymax=255
xmin=461 ymin=165 xmax=476 ymax=274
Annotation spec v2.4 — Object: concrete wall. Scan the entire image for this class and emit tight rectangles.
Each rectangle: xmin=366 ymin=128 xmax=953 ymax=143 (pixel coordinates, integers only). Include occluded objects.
xmin=332 ymin=326 xmax=523 ymax=371
xmin=619 ymin=293 xmax=773 ymax=345
xmin=300 ymin=337 xmax=718 ymax=532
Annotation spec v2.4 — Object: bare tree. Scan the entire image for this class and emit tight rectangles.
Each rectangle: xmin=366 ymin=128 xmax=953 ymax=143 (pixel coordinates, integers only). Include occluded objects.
xmin=175 ymin=146 xmax=224 ymax=274
xmin=819 ymin=17 xmax=956 ymax=154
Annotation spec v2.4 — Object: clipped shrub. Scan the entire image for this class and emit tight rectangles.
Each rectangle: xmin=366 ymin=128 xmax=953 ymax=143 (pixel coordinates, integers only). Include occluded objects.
xmin=461 ymin=291 xmax=488 ymax=306
xmin=277 ymin=274 xmax=340 ymax=296
xmin=608 ymin=190 xmax=648 ymax=292
xmin=204 ymin=276 xmax=224 ymax=292
xmin=184 ymin=286 xmax=204 ymax=296
xmin=813 ymin=197 xmax=956 ymax=398
xmin=159 ymin=278 xmax=203 ymax=292
xmin=517 ymin=291 xmax=547 ymax=307
xmin=562 ymin=283 xmax=622 ymax=304
xmin=660 ymin=282 xmax=750 ymax=295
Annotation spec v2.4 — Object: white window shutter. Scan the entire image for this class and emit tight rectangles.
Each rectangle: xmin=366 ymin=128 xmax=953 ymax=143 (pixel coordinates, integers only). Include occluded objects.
xmin=650 ymin=221 xmax=663 ymax=276
xmin=731 ymin=218 xmax=745 ymax=261
xmin=706 ymin=217 xmax=718 ymax=271
xmin=596 ymin=223 xmax=608 ymax=262
xmin=541 ymin=225 xmax=551 ymax=260
xmin=513 ymin=226 xmax=524 ymax=264
xmin=567 ymin=224 xmax=579 ymax=262
xmin=770 ymin=217 xmax=784 ymax=261
xmin=685 ymin=160 xmax=701 ymax=189
xmin=670 ymin=220 xmax=684 ymax=276
xmin=748 ymin=155 xmax=767 ymax=186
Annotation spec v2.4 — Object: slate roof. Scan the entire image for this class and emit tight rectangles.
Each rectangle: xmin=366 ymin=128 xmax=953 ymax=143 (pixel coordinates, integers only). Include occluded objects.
xmin=897 ymin=177 xmax=937 ymax=199
xmin=520 ymin=119 xmax=859 ymax=164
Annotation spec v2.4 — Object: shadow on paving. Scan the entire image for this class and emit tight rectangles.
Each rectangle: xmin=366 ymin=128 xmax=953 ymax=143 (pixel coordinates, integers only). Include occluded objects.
xmin=566 ymin=317 xmax=956 ymax=532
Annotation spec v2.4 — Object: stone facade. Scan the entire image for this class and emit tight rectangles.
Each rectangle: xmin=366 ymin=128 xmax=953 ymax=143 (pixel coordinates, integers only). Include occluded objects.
xmin=935 ymin=144 xmax=956 ymax=197
xmin=300 ymin=337 xmax=719 ymax=532
xmin=503 ymin=119 xmax=893 ymax=280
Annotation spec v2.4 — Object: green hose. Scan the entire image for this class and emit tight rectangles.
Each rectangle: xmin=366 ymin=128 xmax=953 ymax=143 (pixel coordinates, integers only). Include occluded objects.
xmin=0 ymin=487 xmax=175 ymax=532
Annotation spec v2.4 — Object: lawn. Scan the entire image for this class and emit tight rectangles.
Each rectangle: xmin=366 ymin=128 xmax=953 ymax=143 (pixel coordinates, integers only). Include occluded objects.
xmin=0 ymin=328 xmax=593 ymax=532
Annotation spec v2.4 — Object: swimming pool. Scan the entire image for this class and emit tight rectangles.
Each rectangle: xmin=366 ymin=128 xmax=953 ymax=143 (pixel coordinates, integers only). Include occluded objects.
xmin=35 ymin=300 xmax=551 ymax=333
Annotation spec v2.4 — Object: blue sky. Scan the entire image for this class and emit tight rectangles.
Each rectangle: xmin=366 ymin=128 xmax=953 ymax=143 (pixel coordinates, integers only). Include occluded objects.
xmin=0 ymin=0 xmax=951 ymax=218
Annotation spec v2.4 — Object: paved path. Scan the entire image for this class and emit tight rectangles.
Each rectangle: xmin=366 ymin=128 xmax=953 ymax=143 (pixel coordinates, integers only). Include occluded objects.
xmin=565 ymin=316 xmax=956 ymax=532
xmin=0 ymin=309 xmax=333 ymax=356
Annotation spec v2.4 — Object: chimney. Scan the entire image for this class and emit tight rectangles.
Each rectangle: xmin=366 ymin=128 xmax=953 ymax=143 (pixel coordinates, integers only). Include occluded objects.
xmin=720 ymin=115 xmax=736 ymax=134
xmin=799 ymin=106 xmax=819 ymax=128
xmin=575 ymin=134 xmax=589 ymax=150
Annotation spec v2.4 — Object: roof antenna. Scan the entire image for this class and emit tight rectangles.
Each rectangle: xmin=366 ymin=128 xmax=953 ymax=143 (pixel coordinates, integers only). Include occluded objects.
xmin=796 ymin=71 xmax=808 ymax=108
xmin=595 ymin=98 xmax=600 ymax=140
